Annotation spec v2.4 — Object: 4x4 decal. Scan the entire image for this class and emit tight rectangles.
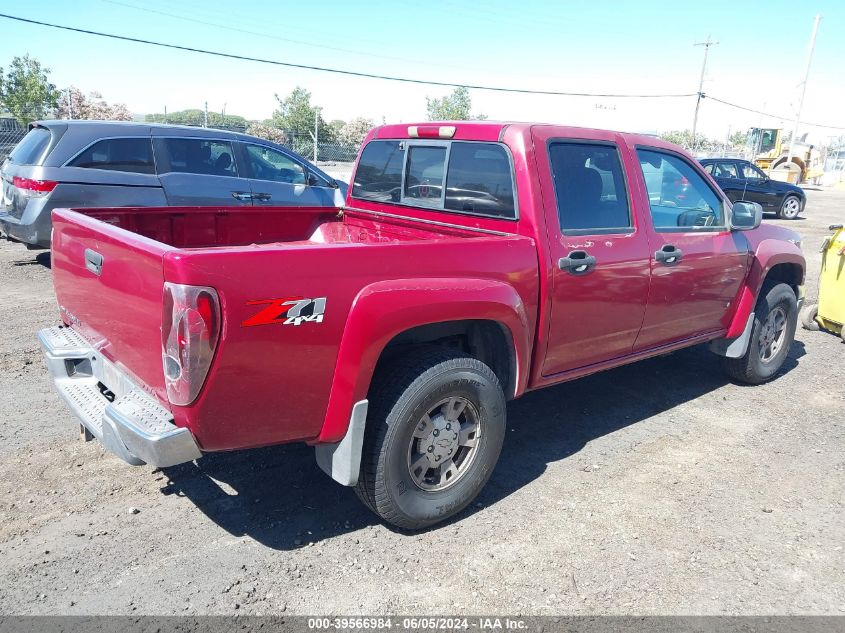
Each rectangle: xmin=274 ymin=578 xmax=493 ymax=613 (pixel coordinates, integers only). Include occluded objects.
xmin=241 ymin=297 xmax=327 ymax=327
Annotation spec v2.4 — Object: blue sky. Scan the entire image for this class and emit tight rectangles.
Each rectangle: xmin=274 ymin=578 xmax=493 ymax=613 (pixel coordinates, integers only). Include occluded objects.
xmin=0 ymin=0 xmax=842 ymax=140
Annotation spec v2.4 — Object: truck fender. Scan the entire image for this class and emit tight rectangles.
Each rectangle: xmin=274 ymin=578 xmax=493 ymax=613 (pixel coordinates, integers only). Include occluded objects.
xmin=711 ymin=241 xmax=804 ymax=357
xmin=314 ymin=277 xmax=531 ymax=485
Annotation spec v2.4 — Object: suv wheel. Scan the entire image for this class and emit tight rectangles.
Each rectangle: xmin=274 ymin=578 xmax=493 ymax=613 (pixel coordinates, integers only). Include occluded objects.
xmin=355 ymin=348 xmax=506 ymax=530
xmin=720 ymin=282 xmax=798 ymax=384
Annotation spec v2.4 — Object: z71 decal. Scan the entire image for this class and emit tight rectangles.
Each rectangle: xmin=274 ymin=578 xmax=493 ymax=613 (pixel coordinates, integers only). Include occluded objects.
xmin=241 ymin=297 xmax=327 ymax=327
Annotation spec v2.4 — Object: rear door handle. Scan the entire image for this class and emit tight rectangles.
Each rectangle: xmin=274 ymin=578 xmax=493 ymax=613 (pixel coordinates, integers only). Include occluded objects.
xmin=253 ymin=192 xmax=272 ymax=202
xmin=655 ymin=244 xmax=683 ymax=265
xmin=558 ymin=250 xmax=597 ymax=275
xmin=231 ymin=191 xmax=253 ymax=201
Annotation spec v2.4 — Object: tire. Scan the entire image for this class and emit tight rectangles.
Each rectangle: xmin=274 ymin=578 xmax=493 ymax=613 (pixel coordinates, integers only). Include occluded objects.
xmin=355 ymin=347 xmax=506 ymax=530
xmin=800 ymin=302 xmax=820 ymax=331
xmin=721 ymin=282 xmax=798 ymax=384
xmin=778 ymin=195 xmax=802 ymax=220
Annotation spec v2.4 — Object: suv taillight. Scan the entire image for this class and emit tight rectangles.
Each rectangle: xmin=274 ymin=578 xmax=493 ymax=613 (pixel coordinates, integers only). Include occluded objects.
xmin=162 ymin=282 xmax=221 ymax=406
xmin=13 ymin=176 xmax=57 ymax=197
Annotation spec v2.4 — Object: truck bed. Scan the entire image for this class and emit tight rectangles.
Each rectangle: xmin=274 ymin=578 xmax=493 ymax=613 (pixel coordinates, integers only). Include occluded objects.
xmin=50 ymin=205 xmax=539 ymax=451
xmin=77 ymin=205 xmax=476 ymax=248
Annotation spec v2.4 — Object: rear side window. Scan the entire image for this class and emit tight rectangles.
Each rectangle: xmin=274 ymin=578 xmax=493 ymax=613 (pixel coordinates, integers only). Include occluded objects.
xmin=68 ymin=137 xmax=155 ymax=174
xmin=445 ymin=143 xmax=514 ymax=217
xmin=157 ymin=138 xmax=237 ymax=176
xmin=352 ymin=140 xmax=405 ymax=202
xmin=8 ymin=127 xmax=52 ymax=165
xmin=548 ymin=142 xmax=631 ymax=233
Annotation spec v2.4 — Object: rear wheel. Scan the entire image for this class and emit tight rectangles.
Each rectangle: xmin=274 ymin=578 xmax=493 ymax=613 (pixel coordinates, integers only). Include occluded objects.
xmin=778 ymin=195 xmax=802 ymax=220
xmin=721 ymin=282 xmax=798 ymax=384
xmin=355 ymin=348 xmax=506 ymax=530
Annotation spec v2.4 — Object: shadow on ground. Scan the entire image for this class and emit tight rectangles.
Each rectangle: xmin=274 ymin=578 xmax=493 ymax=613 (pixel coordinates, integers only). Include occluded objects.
xmin=161 ymin=341 xmax=805 ymax=549
xmin=12 ymin=251 xmax=51 ymax=268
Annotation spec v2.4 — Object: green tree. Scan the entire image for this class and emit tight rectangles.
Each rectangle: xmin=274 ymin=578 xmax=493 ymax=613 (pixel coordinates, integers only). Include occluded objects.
xmin=425 ymin=87 xmax=486 ymax=121
xmin=728 ymin=130 xmax=749 ymax=149
xmin=0 ymin=55 xmax=59 ymax=125
xmin=658 ymin=129 xmax=717 ymax=151
xmin=145 ymin=109 xmax=248 ymax=129
xmin=271 ymin=87 xmax=333 ymax=140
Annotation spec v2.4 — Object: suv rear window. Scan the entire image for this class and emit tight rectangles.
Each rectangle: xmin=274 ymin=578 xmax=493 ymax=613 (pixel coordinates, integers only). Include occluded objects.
xmin=68 ymin=137 xmax=155 ymax=174
xmin=352 ymin=139 xmax=516 ymax=218
xmin=8 ymin=127 xmax=52 ymax=165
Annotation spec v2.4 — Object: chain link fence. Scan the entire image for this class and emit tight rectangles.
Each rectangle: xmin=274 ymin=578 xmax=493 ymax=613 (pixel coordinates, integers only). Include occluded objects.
xmin=0 ymin=116 xmax=28 ymax=162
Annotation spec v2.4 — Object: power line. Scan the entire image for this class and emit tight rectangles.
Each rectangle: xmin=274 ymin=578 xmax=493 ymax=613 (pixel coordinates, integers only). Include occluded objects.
xmin=0 ymin=13 xmax=696 ymax=99
xmin=99 ymin=0 xmax=493 ymax=75
xmin=705 ymin=95 xmax=845 ymax=131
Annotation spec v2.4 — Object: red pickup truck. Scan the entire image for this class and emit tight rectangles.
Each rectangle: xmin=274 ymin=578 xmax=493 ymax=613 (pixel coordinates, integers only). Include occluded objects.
xmin=39 ymin=122 xmax=805 ymax=529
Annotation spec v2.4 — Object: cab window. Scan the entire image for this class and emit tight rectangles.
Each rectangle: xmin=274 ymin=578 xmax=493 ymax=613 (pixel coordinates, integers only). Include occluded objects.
xmin=548 ymin=142 xmax=631 ymax=234
xmin=637 ymin=149 xmax=724 ymax=230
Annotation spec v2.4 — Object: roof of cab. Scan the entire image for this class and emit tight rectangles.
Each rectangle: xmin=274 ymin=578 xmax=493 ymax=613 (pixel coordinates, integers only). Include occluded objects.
xmin=373 ymin=121 xmax=689 ymax=153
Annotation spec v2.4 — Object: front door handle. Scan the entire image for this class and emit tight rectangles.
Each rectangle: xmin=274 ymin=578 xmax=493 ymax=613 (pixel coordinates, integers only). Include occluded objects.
xmin=253 ymin=192 xmax=272 ymax=202
xmin=558 ymin=250 xmax=597 ymax=275
xmin=655 ymin=244 xmax=683 ymax=265
xmin=231 ymin=191 xmax=253 ymax=201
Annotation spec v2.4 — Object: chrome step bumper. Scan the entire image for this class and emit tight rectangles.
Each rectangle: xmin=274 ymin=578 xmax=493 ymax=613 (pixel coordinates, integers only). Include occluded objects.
xmin=38 ymin=326 xmax=202 ymax=467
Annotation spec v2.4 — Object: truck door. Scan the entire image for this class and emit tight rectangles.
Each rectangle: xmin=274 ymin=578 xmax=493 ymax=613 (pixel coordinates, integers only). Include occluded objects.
xmin=632 ymin=147 xmax=748 ymax=349
xmin=533 ymin=127 xmax=652 ymax=376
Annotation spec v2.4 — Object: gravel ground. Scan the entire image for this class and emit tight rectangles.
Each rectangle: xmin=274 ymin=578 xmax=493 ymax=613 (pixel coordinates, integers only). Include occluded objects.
xmin=0 ymin=190 xmax=843 ymax=616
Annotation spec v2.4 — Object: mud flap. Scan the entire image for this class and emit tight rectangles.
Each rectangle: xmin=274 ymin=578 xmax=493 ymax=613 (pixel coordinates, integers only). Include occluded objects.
xmin=315 ymin=400 xmax=368 ymax=486
xmin=709 ymin=312 xmax=755 ymax=358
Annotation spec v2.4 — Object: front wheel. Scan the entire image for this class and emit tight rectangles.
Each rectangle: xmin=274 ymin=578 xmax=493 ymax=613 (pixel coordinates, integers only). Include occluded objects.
xmin=778 ymin=195 xmax=802 ymax=220
xmin=355 ymin=348 xmax=506 ymax=530
xmin=720 ymin=282 xmax=798 ymax=384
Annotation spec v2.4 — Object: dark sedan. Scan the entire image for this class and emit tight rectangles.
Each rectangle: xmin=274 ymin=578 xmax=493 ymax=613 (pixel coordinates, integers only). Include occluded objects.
xmin=700 ymin=158 xmax=806 ymax=220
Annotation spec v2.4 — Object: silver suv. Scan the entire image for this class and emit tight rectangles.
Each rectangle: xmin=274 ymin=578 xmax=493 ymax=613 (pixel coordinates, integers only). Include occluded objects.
xmin=0 ymin=120 xmax=347 ymax=248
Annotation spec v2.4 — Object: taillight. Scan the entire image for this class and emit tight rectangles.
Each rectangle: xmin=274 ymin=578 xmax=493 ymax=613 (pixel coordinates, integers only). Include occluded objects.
xmin=161 ymin=282 xmax=221 ymax=406
xmin=12 ymin=176 xmax=57 ymax=197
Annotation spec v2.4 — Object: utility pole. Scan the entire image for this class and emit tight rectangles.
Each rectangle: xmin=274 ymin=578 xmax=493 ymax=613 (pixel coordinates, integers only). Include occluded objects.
xmin=692 ymin=35 xmax=718 ymax=152
xmin=66 ymin=88 xmax=73 ymax=120
xmin=164 ymin=105 xmax=167 ymax=125
xmin=203 ymin=101 xmax=208 ymax=128
xmin=786 ymin=14 xmax=821 ymax=166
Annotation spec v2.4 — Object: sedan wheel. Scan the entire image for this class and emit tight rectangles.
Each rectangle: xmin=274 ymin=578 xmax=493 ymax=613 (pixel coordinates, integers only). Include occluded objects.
xmin=779 ymin=195 xmax=802 ymax=220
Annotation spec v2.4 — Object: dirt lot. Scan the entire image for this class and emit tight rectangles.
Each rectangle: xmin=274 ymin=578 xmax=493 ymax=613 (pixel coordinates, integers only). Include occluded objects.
xmin=0 ymin=191 xmax=843 ymax=616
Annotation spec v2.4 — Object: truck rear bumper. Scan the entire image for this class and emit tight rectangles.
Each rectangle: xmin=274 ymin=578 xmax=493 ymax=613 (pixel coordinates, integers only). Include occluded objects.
xmin=38 ymin=325 xmax=202 ymax=467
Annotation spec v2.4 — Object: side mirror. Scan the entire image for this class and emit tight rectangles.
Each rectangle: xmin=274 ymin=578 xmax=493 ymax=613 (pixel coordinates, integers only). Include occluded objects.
xmin=730 ymin=201 xmax=763 ymax=231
